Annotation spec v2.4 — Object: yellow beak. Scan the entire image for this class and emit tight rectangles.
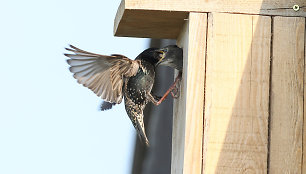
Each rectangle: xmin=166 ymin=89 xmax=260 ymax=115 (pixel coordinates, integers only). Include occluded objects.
xmin=156 ymin=50 xmax=166 ymax=64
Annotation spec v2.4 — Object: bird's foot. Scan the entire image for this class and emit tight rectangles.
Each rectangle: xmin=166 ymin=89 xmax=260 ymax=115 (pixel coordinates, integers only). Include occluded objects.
xmin=157 ymin=72 xmax=182 ymax=104
xmin=170 ymin=72 xmax=182 ymax=99
xmin=171 ymin=86 xmax=180 ymax=98
xmin=148 ymin=72 xmax=182 ymax=106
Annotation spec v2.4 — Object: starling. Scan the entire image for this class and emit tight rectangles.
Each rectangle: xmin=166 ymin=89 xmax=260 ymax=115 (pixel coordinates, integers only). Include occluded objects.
xmin=65 ymin=45 xmax=171 ymax=146
xmin=152 ymin=45 xmax=183 ymax=104
xmin=156 ymin=45 xmax=183 ymax=71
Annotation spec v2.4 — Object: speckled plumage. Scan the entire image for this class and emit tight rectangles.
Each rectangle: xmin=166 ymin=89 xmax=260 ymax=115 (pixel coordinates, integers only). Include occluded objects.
xmin=124 ymin=59 xmax=156 ymax=145
xmin=65 ymin=45 xmax=161 ymax=146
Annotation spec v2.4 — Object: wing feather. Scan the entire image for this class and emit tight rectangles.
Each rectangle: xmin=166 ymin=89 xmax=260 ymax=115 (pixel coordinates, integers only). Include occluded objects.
xmin=65 ymin=45 xmax=139 ymax=103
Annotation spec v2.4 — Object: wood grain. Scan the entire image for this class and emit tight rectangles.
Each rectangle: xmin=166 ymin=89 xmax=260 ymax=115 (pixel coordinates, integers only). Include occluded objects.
xmin=124 ymin=0 xmax=306 ymax=17
xmin=203 ymin=13 xmax=271 ymax=173
xmin=114 ymin=2 xmax=187 ymax=39
xmin=304 ymin=22 xmax=306 ymax=174
xmin=172 ymin=12 xmax=207 ymax=174
xmin=269 ymin=16 xmax=305 ymax=174
xmin=114 ymin=0 xmax=306 ymax=38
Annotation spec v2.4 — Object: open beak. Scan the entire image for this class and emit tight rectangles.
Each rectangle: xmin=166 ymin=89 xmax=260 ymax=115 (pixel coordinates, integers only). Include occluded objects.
xmin=156 ymin=49 xmax=166 ymax=65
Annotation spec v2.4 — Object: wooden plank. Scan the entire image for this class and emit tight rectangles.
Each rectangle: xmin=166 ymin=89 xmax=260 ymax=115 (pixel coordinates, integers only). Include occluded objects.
xmin=203 ymin=13 xmax=271 ymax=173
xmin=304 ymin=22 xmax=306 ymax=174
xmin=270 ymin=16 xmax=305 ymax=173
xmin=114 ymin=0 xmax=187 ymax=39
xmin=114 ymin=0 xmax=306 ymax=38
xmin=124 ymin=0 xmax=306 ymax=17
xmin=172 ymin=12 xmax=206 ymax=174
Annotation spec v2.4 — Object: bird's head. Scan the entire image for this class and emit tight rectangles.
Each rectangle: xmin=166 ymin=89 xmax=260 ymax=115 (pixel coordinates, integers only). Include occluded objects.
xmin=155 ymin=45 xmax=183 ymax=71
xmin=136 ymin=47 xmax=161 ymax=65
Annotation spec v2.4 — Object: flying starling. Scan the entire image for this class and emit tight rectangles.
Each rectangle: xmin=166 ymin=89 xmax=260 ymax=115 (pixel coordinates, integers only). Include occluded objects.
xmin=64 ymin=45 xmax=182 ymax=146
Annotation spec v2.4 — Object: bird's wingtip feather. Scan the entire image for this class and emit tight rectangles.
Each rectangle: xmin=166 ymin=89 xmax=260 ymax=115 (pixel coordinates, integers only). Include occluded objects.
xmin=63 ymin=53 xmax=72 ymax=58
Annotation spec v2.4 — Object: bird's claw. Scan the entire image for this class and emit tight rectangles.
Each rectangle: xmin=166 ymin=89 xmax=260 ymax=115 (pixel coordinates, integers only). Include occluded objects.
xmin=170 ymin=86 xmax=180 ymax=98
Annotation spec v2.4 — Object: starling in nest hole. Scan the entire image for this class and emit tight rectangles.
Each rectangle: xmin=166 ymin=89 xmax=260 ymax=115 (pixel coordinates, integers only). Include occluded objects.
xmin=64 ymin=45 xmax=183 ymax=146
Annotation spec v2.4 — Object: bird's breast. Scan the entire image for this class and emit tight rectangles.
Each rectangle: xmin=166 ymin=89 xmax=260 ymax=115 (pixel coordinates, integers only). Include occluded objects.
xmin=124 ymin=63 xmax=155 ymax=105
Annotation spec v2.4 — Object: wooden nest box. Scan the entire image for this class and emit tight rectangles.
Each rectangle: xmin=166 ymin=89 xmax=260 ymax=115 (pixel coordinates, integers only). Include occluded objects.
xmin=114 ymin=0 xmax=306 ymax=173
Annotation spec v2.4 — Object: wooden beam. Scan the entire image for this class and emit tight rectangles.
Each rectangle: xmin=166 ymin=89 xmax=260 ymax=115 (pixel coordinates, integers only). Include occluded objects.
xmin=114 ymin=0 xmax=187 ymax=39
xmin=172 ymin=12 xmax=206 ymax=174
xmin=203 ymin=13 xmax=271 ymax=173
xmin=269 ymin=16 xmax=305 ymax=173
xmin=114 ymin=0 xmax=306 ymax=38
xmin=124 ymin=0 xmax=306 ymax=17
xmin=304 ymin=24 xmax=306 ymax=173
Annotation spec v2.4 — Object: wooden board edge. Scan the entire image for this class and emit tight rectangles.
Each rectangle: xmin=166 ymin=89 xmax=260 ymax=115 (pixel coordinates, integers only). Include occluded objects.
xmin=171 ymin=12 xmax=207 ymax=174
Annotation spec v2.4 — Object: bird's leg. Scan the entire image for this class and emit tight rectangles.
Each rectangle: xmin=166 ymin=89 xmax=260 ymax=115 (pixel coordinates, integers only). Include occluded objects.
xmin=147 ymin=93 xmax=160 ymax=106
xmin=169 ymin=73 xmax=182 ymax=98
xmin=161 ymin=71 xmax=182 ymax=100
xmin=152 ymin=94 xmax=162 ymax=101
xmin=148 ymin=72 xmax=182 ymax=106
xmin=170 ymin=86 xmax=179 ymax=98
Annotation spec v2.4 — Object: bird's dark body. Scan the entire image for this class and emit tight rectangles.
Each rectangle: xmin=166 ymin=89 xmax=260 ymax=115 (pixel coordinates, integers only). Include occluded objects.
xmin=65 ymin=45 xmax=183 ymax=146
xmin=123 ymin=57 xmax=156 ymax=145
xmin=126 ymin=61 xmax=155 ymax=104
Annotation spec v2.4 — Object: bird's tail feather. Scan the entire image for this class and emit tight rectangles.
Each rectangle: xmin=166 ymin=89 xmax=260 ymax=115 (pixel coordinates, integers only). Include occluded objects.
xmin=135 ymin=117 xmax=150 ymax=147
xmin=100 ymin=101 xmax=116 ymax=111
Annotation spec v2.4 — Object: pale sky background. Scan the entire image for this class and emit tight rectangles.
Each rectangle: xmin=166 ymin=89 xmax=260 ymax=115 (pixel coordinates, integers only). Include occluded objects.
xmin=0 ymin=0 xmax=148 ymax=174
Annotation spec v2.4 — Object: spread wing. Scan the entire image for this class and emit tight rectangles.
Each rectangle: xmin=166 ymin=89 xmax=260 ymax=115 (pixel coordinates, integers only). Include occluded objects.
xmin=64 ymin=45 xmax=139 ymax=104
